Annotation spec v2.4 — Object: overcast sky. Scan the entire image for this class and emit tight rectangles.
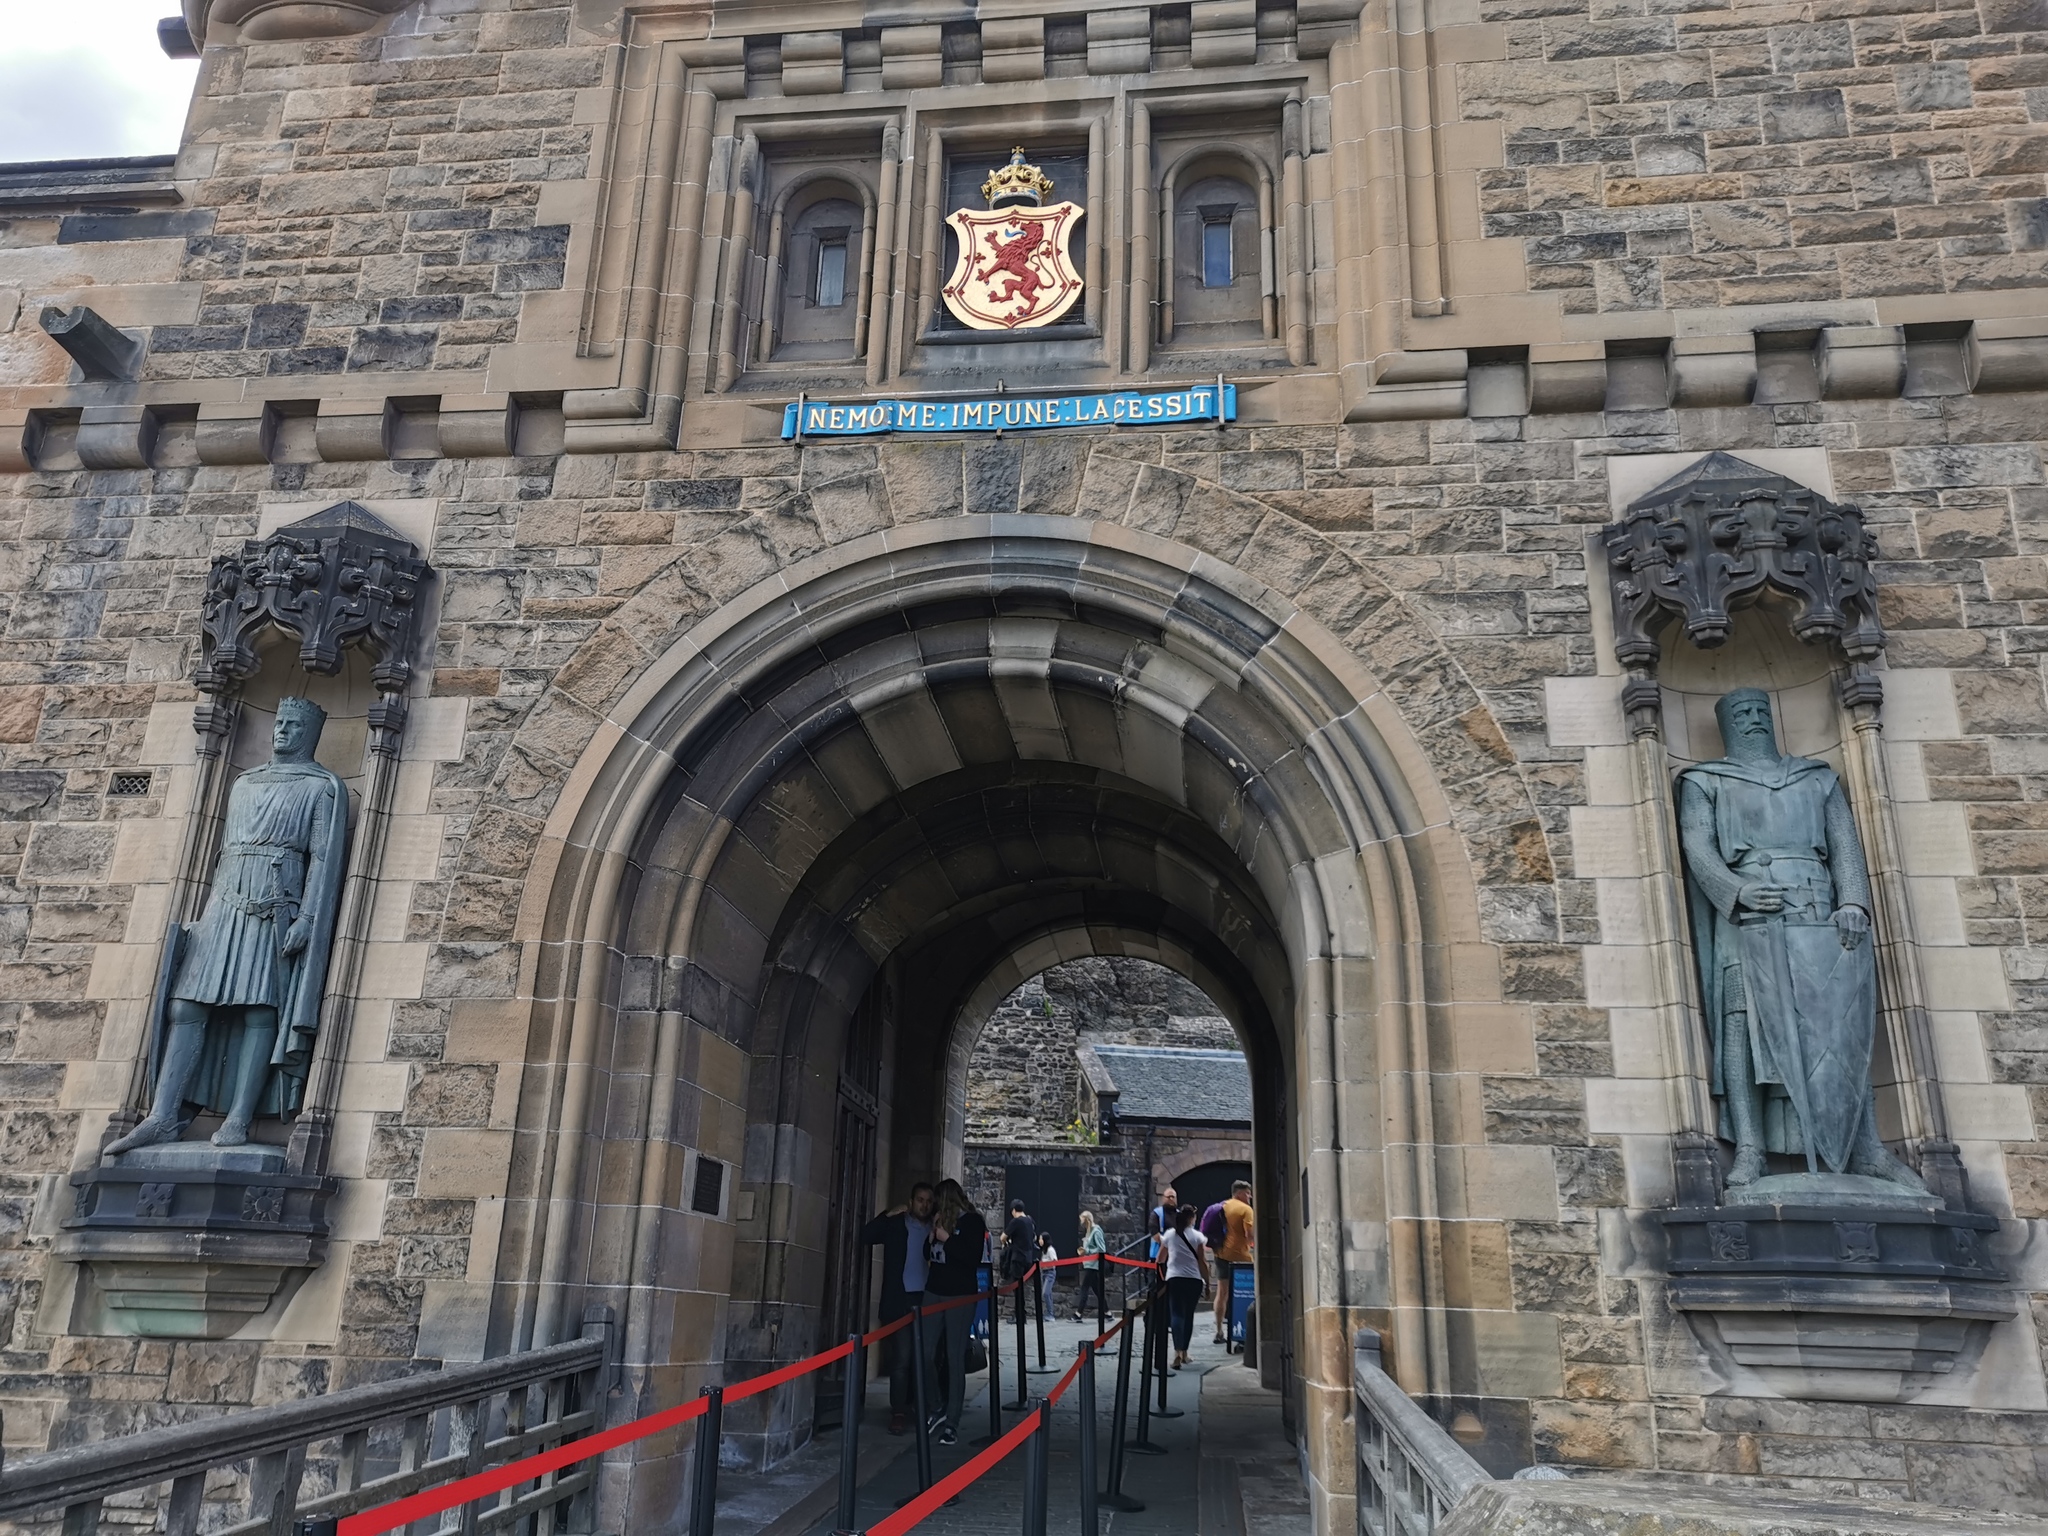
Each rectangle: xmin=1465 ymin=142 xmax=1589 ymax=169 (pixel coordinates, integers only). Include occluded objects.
xmin=0 ymin=0 xmax=201 ymax=162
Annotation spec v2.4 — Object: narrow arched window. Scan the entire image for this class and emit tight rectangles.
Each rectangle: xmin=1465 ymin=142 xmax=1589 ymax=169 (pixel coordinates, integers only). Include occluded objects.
xmin=771 ymin=193 xmax=865 ymax=360
xmin=814 ymin=232 xmax=849 ymax=308
xmin=1201 ymin=206 xmax=1235 ymax=288
xmin=1168 ymin=172 xmax=1264 ymax=344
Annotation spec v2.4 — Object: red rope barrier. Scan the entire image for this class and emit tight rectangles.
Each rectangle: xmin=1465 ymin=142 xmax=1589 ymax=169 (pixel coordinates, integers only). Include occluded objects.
xmin=862 ymin=1411 xmax=1040 ymax=1536
xmin=341 ymin=1299 xmax=915 ymax=1536
xmin=341 ymin=1250 xmax=1158 ymax=1536
xmin=338 ymin=1389 xmax=712 ymax=1536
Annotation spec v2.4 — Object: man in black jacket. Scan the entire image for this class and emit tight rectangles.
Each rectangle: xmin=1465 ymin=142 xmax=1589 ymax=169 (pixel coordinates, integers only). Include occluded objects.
xmin=860 ymin=1182 xmax=936 ymax=1434
xmin=1002 ymin=1199 xmax=1037 ymax=1280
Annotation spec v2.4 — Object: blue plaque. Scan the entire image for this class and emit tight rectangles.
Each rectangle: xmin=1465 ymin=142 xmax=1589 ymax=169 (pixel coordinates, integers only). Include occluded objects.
xmin=780 ymin=385 xmax=1237 ymax=439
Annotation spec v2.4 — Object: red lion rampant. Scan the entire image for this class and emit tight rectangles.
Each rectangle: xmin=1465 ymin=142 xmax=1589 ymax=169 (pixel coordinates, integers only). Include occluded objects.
xmin=974 ymin=221 xmax=1048 ymax=317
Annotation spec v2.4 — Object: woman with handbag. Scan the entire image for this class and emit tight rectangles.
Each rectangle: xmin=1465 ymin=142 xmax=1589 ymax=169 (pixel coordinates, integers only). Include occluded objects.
xmin=921 ymin=1178 xmax=988 ymax=1446
xmin=1161 ymin=1203 xmax=1210 ymax=1371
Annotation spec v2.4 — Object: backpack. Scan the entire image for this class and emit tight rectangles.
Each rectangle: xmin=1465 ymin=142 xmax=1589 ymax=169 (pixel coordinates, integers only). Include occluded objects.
xmin=1201 ymin=1202 xmax=1229 ymax=1250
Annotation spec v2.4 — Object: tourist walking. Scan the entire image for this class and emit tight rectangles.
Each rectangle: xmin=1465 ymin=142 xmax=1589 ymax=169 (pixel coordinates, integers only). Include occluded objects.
xmin=1038 ymin=1233 xmax=1059 ymax=1315
xmin=1146 ymin=1184 xmax=1178 ymax=1261
xmin=1160 ymin=1203 xmax=1209 ymax=1370
xmin=1210 ymin=1180 xmax=1254 ymax=1347
xmin=1073 ymin=1210 xmax=1108 ymax=1319
xmin=921 ymin=1179 xmax=987 ymax=1445
xmin=1002 ymin=1198 xmax=1038 ymax=1281
xmin=859 ymin=1182 xmax=935 ymax=1435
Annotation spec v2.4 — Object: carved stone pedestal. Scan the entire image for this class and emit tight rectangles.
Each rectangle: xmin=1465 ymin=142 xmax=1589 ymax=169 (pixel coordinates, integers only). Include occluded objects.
xmin=56 ymin=1145 xmax=335 ymax=1339
xmin=1663 ymin=1189 xmax=2014 ymax=1403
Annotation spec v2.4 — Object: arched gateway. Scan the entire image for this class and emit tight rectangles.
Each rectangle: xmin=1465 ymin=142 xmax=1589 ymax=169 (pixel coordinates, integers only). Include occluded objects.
xmin=483 ymin=516 xmax=1504 ymax=1522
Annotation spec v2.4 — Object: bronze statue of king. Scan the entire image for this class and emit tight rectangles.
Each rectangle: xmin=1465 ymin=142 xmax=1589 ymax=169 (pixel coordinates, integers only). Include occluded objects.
xmin=108 ymin=697 xmax=349 ymax=1155
xmin=1678 ymin=688 xmax=1925 ymax=1197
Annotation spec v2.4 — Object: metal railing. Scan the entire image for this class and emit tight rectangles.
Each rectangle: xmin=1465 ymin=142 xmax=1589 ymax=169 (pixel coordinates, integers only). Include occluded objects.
xmin=0 ymin=1313 xmax=611 ymax=1536
xmin=1352 ymin=1329 xmax=1491 ymax=1536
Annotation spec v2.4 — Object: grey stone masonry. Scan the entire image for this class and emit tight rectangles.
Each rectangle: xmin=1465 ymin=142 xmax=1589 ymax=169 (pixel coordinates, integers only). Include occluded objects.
xmin=966 ymin=959 xmax=1239 ymax=1142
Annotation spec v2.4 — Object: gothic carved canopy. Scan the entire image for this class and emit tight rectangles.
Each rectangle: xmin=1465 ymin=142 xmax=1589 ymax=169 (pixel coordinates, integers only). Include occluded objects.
xmin=1601 ymin=454 xmax=1885 ymax=726
xmin=195 ymin=502 xmax=431 ymax=754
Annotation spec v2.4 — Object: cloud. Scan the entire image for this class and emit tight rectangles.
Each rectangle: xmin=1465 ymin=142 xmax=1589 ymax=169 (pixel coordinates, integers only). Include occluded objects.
xmin=0 ymin=0 xmax=200 ymax=162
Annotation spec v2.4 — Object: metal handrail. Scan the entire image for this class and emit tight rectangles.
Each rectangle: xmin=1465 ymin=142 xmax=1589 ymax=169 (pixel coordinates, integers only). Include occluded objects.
xmin=1353 ymin=1329 xmax=1490 ymax=1536
xmin=0 ymin=1327 xmax=602 ymax=1531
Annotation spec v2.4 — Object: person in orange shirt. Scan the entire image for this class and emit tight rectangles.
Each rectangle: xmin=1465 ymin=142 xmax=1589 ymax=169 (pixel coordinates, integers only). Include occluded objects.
xmin=1211 ymin=1180 xmax=1254 ymax=1349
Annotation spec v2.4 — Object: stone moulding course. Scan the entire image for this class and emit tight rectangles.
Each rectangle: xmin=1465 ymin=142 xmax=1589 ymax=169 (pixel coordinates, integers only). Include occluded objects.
xmin=5 ymin=317 xmax=2043 ymax=472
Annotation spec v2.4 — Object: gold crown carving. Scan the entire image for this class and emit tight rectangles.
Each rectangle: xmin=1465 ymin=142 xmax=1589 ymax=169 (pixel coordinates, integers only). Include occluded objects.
xmin=982 ymin=148 xmax=1056 ymax=207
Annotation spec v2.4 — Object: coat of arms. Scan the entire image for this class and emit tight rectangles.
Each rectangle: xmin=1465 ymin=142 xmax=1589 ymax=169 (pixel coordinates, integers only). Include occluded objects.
xmin=942 ymin=148 xmax=1084 ymax=331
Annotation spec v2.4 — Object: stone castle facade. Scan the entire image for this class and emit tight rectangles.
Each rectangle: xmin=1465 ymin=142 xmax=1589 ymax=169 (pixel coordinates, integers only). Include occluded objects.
xmin=1 ymin=0 xmax=2047 ymax=1526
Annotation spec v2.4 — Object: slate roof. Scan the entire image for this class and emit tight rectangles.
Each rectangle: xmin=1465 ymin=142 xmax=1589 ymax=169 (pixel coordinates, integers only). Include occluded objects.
xmin=1093 ymin=1046 xmax=1252 ymax=1126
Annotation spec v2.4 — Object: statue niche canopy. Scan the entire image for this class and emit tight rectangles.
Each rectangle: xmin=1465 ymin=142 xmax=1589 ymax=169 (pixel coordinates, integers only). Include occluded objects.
xmin=1600 ymin=454 xmax=2014 ymax=1404
xmin=57 ymin=502 xmax=433 ymax=1340
xmin=1602 ymin=450 xmax=1886 ymax=733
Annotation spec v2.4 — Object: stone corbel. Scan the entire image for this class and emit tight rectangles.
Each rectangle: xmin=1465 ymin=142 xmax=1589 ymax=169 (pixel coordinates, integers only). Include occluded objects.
xmin=1349 ymin=349 xmax=1467 ymax=420
xmin=1818 ymin=326 xmax=1908 ymax=401
xmin=982 ymin=17 xmax=1048 ymax=81
xmin=1295 ymin=0 xmax=1367 ymax=57
xmin=185 ymin=0 xmax=414 ymax=44
xmin=1528 ymin=343 xmax=1607 ymax=415
xmin=1965 ymin=316 xmax=2048 ymax=392
xmin=1668 ymin=336 xmax=1756 ymax=408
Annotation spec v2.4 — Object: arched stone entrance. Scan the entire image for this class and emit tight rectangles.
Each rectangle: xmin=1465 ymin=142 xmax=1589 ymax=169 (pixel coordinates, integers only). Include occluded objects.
xmin=471 ymin=517 xmax=1507 ymax=1529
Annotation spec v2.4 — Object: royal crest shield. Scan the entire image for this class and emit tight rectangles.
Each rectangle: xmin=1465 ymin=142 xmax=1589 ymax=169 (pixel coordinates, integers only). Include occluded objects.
xmin=941 ymin=149 xmax=1084 ymax=331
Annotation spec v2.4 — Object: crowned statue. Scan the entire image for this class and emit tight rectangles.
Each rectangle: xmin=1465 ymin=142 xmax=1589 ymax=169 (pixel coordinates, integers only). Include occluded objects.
xmin=108 ymin=697 xmax=349 ymax=1155
xmin=1677 ymin=689 xmax=1927 ymax=1199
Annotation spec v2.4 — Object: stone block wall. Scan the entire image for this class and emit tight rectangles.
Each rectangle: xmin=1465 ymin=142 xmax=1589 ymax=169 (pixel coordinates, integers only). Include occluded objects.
xmin=1464 ymin=0 xmax=2048 ymax=317
xmin=964 ymin=956 xmax=1238 ymax=1141
xmin=1 ymin=0 xmax=2047 ymax=1518
xmin=3 ymin=413 xmax=2043 ymax=1502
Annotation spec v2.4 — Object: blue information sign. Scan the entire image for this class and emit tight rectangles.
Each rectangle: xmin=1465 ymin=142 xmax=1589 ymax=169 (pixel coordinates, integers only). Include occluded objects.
xmin=1230 ymin=1262 xmax=1254 ymax=1348
xmin=782 ymin=384 xmax=1236 ymax=439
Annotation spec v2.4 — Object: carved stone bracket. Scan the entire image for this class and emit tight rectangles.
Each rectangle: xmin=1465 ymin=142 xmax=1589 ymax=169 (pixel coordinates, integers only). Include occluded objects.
xmin=183 ymin=0 xmax=414 ymax=46
xmin=1663 ymin=1197 xmax=2014 ymax=1403
xmin=57 ymin=1148 xmax=335 ymax=1338
xmin=196 ymin=502 xmax=430 ymax=756
xmin=1603 ymin=452 xmax=1886 ymax=731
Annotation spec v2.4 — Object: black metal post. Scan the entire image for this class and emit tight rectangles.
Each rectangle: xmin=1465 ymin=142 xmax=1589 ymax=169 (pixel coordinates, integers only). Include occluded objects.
xmin=1154 ymin=1282 xmax=1184 ymax=1420
xmin=833 ymin=1334 xmax=864 ymax=1534
xmin=979 ymin=1284 xmax=1004 ymax=1446
xmin=1006 ymin=1280 xmax=1030 ymax=1409
xmin=689 ymin=1384 xmax=723 ymax=1536
xmin=1101 ymin=1308 xmax=1143 ymax=1510
xmin=910 ymin=1307 xmax=933 ymax=1492
xmin=1029 ymin=1261 xmax=1054 ymax=1373
xmin=1077 ymin=1340 xmax=1101 ymax=1536
xmin=1126 ymin=1290 xmax=1163 ymax=1455
xmin=1021 ymin=1398 xmax=1050 ymax=1536
xmin=1097 ymin=1265 xmax=1109 ymax=1341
